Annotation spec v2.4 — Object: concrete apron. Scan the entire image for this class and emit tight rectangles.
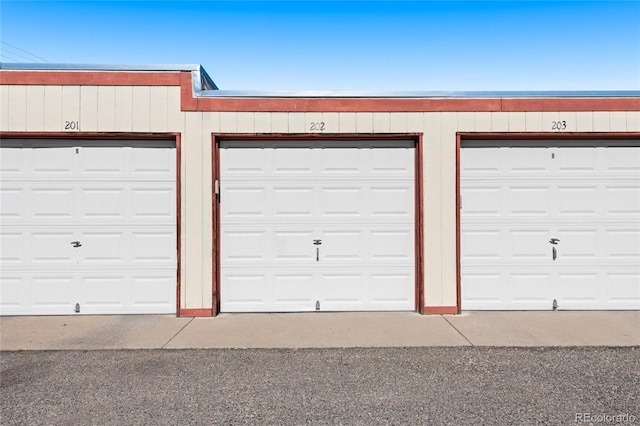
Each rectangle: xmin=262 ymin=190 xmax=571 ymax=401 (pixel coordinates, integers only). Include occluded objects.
xmin=0 ymin=311 xmax=639 ymax=351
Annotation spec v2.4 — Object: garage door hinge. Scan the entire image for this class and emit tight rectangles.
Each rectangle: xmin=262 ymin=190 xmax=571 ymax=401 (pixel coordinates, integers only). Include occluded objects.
xmin=74 ymin=303 xmax=80 ymax=313
xmin=315 ymin=301 xmax=320 ymax=311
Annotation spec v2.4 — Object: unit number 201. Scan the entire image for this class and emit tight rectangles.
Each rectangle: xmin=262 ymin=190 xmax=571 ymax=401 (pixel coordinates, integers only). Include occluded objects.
xmin=551 ymin=121 xmax=567 ymax=130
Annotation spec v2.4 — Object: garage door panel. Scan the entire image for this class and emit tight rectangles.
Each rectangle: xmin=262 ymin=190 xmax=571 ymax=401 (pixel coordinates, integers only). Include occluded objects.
xmin=273 ymin=274 xmax=315 ymax=305
xmin=32 ymin=275 xmax=76 ymax=306
xmin=32 ymin=232 xmax=76 ymax=263
xmin=0 ymin=140 xmax=177 ymax=315
xmin=370 ymin=186 xmax=413 ymax=217
xmin=510 ymin=230 xmax=549 ymax=260
xmin=607 ymin=274 xmax=640 ymax=304
xmin=0 ymin=276 xmax=23 ymax=311
xmin=131 ymin=231 xmax=176 ymax=263
xmin=274 ymin=186 xmax=314 ymax=217
xmin=605 ymin=146 xmax=640 ymax=171
xmin=130 ymin=148 xmax=175 ymax=175
xmin=82 ymin=276 xmax=126 ymax=308
xmin=33 ymin=147 xmax=75 ymax=174
xmin=462 ymin=140 xmax=640 ymax=310
xmin=222 ymin=230 xmax=267 ymax=262
xmin=462 ymin=230 xmax=502 ymax=260
xmin=370 ymin=273 xmax=413 ymax=305
xmin=32 ymin=188 xmax=74 ymax=218
xmin=220 ymin=140 xmax=415 ymax=312
xmin=556 ymin=147 xmax=598 ymax=172
xmin=273 ymin=231 xmax=314 ymax=262
xmin=320 ymin=187 xmax=363 ymax=217
xmin=557 ymin=186 xmax=599 ymax=216
xmin=0 ymin=148 xmax=25 ymax=174
xmin=370 ymin=147 xmax=413 ymax=174
xmin=511 ymin=273 xmax=552 ymax=305
xmin=556 ymin=230 xmax=599 ymax=260
xmin=131 ymin=188 xmax=175 ymax=218
xmin=79 ymin=232 xmax=126 ymax=263
xmin=556 ymin=273 xmax=600 ymax=305
xmin=607 ymin=230 xmax=640 ymax=259
xmin=0 ymin=188 xmax=22 ymax=217
xmin=80 ymin=147 xmax=126 ymax=174
xmin=460 ymin=273 xmax=503 ymax=308
xmin=510 ymin=187 xmax=551 ymax=216
xmin=606 ymin=186 xmax=640 ymax=215
xmin=223 ymin=186 xmax=266 ymax=218
xmin=370 ymin=230 xmax=413 ymax=261
xmin=509 ymin=147 xmax=550 ymax=172
xmin=461 ymin=186 xmax=502 ymax=216
xmin=1 ymin=232 xmax=23 ymax=264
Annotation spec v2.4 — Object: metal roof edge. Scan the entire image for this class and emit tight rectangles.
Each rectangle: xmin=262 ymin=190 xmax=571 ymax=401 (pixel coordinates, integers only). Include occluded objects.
xmin=0 ymin=63 xmax=203 ymax=72
xmin=197 ymin=89 xmax=640 ymax=98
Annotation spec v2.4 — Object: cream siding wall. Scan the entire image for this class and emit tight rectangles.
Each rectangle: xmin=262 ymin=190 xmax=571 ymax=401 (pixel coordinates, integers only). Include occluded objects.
xmin=2 ymin=82 xmax=638 ymax=311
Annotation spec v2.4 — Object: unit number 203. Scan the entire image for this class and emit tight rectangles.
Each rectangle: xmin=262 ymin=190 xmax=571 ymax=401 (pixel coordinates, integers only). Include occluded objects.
xmin=551 ymin=121 xmax=567 ymax=130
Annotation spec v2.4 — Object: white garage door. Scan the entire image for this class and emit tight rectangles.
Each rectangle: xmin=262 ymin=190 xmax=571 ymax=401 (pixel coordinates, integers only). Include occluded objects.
xmin=461 ymin=140 xmax=640 ymax=310
xmin=220 ymin=140 xmax=415 ymax=312
xmin=0 ymin=139 xmax=177 ymax=315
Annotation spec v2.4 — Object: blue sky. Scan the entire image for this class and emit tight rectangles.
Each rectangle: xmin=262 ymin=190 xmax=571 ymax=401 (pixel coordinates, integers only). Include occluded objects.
xmin=1 ymin=1 xmax=639 ymax=91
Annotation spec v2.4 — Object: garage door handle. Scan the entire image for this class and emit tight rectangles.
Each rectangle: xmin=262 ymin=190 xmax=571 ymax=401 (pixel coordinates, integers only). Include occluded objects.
xmin=552 ymin=247 xmax=557 ymax=261
xmin=71 ymin=241 xmax=82 ymax=248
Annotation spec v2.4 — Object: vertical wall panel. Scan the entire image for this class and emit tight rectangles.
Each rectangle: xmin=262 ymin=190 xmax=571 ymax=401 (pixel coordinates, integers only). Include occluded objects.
xmin=167 ymin=87 xmax=184 ymax=132
xmin=423 ymin=112 xmax=443 ymax=306
xmin=305 ymin=112 xmax=322 ymax=133
xmin=203 ymin=111 xmax=220 ymax=134
xmin=43 ymin=86 xmax=63 ymax=131
xmin=373 ymin=112 xmax=390 ymax=132
xmin=80 ymin=86 xmax=98 ymax=131
xmin=627 ymin=112 xmax=640 ymax=131
xmin=525 ymin=111 xmax=543 ymax=131
xmin=407 ymin=112 xmax=424 ymax=132
xmin=491 ymin=112 xmax=509 ymax=131
xmin=254 ymin=112 xmax=272 ymax=133
xmin=149 ymin=86 xmax=168 ymax=132
xmin=237 ymin=112 xmax=255 ymax=133
xmin=356 ymin=113 xmax=373 ymax=133
xmin=26 ymin=86 xmax=45 ymax=130
xmin=338 ymin=112 xmax=356 ymax=133
xmin=220 ymin=112 xmax=238 ymax=133
xmin=322 ymin=112 xmax=339 ymax=133
xmin=97 ymin=86 xmax=116 ymax=131
xmin=457 ymin=112 xmax=475 ymax=132
xmin=475 ymin=112 xmax=491 ymax=131
xmin=288 ymin=113 xmax=305 ymax=133
xmin=200 ymin=119 xmax=213 ymax=308
xmin=593 ymin=112 xmax=610 ymax=131
xmin=113 ymin=86 xmax=132 ymax=131
xmin=184 ymin=112 xmax=204 ymax=309
xmin=508 ymin=111 xmax=526 ymax=131
xmin=8 ymin=86 xmax=27 ymax=131
xmin=132 ymin=86 xmax=151 ymax=131
xmin=440 ymin=113 xmax=458 ymax=307
xmin=0 ymin=85 xmax=9 ymax=129
xmin=271 ymin=112 xmax=288 ymax=132
xmin=389 ymin=113 xmax=407 ymax=132
xmin=609 ymin=111 xmax=626 ymax=131
xmin=576 ymin=111 xmax=594 ymax=131
xmin=62 ymin=86 xmax=81 ymax=129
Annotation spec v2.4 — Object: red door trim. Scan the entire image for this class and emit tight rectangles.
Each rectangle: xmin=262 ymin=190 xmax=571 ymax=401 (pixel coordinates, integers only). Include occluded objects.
xmin=211 ymin=133 xmax=424 ymax=315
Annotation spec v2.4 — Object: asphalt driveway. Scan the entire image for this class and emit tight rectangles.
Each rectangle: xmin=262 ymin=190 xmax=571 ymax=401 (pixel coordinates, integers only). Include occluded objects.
xmin=2 ymin=347 xmax=638 ymax=425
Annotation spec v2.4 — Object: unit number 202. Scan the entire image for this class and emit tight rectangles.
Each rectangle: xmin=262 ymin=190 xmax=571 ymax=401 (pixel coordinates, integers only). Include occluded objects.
xmin=310 ymin=122 xmax=325 ymax=132
xmin=551 ymin=121 xmax=567 ymax=130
